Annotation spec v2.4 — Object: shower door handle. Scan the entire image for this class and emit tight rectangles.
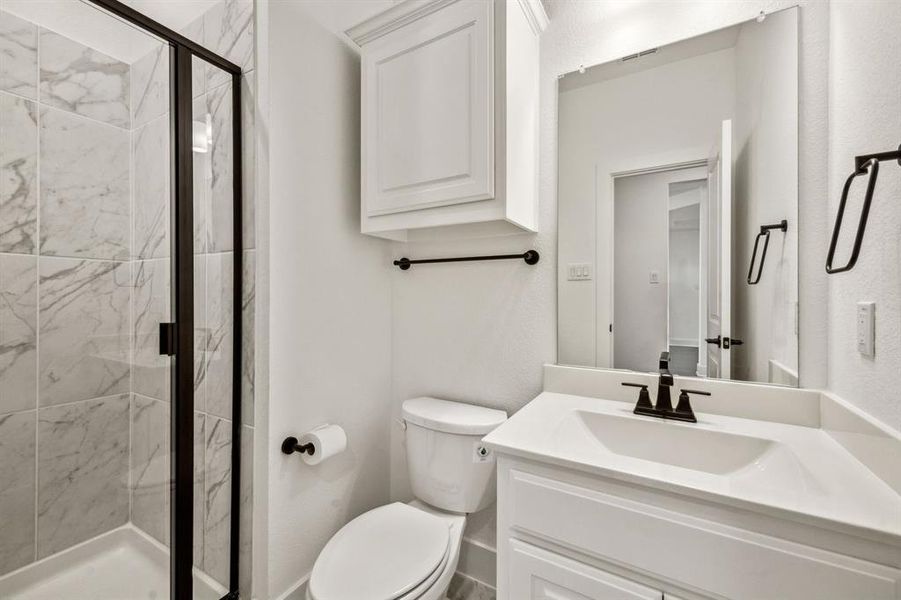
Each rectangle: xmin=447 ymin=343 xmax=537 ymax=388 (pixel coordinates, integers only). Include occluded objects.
xmin=159 ymin=322 xmax=176 ymax=356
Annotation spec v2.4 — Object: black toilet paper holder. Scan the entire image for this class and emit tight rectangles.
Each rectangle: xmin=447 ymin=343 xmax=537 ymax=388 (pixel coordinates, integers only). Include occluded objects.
xmin=281 ymin=436 xmax=315 ymax=456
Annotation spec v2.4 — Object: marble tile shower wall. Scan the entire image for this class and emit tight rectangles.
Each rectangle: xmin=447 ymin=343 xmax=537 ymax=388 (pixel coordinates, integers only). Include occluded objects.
xmin=0 ymin=9 xmax=133 ymax=576
xmin=0 ymin=1 xmax=255 ymax=593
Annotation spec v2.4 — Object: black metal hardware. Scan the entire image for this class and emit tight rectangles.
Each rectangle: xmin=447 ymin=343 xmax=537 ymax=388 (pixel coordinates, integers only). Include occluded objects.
xmin=658 ymin=351 xmax=671 ymax=372
xmin=393 ymin=250 xmax=539 ymax=270
xmin=281 ymin=436 xmax=316 ymax=456
xmin=747 ymin=220 xmax=787 ymax=284
xmin=655 ymin=351 xmax=674 ymax=414
xmin=673 ymin=389 xmax=711 ymax=423
xmin=827 ymin=145 xmax=901 ymax=274
xmin=705 ymin=335 xmax=742 ymax=350
xmin=159 ymin=322 xmax=176 ymax=356
xmin=170 ymin=43 xmax=197 ymax=600
xmin=85 ymin=3 xmax=245 ymax=599
xmin=622 ymin=353 xmax=714 ymax=423
xmin=626 ymin=352 xmax=681 ymax=420
xmin=621 ymin=383 xmax=654 ymax=412
xmin=623 ymin=377 xmax=712 ymax=423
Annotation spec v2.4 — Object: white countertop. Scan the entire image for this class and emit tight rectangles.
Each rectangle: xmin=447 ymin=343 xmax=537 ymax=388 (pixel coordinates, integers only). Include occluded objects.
xmin=483 ymin=391 xmax=901 ymax=544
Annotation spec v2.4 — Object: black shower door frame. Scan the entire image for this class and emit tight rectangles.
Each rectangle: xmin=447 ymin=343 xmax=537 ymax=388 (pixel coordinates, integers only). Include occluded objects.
xmin=86 ymin=2 xmax=244 ymax=598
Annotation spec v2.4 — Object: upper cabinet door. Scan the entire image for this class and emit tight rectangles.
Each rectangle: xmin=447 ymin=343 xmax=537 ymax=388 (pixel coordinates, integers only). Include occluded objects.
xmin=361 ymin=0 xmax=494 ymax=217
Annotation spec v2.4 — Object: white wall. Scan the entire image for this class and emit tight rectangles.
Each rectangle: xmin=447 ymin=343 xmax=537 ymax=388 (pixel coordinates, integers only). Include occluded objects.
xmin=731 ymin=8 xmax=799 ymax=383
xmin=266 ymin=3 xmax=394 ymax=597
xmin=827 ymin=0 xmax=901 ymax=431
xmin=558 ymin=47 xmax=736 ymax=367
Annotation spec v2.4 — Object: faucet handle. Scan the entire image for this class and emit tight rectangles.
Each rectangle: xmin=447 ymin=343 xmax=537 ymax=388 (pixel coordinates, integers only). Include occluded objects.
xmin=622 ymin=382 xmax=653 ymax=411
xmin=673 ymin=389 xmax=711 ymax=423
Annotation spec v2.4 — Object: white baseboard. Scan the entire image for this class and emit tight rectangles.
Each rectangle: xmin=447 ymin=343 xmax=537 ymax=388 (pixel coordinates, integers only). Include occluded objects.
xmin=457 ymin=537 xmax=496 ymax=588
xmin=275 ymin=572 xmax=309 ymax=600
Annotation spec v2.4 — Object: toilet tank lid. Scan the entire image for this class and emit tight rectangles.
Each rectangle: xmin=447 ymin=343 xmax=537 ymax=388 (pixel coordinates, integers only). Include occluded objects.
xmin=402 ymin=397 xmax=507 ymax=435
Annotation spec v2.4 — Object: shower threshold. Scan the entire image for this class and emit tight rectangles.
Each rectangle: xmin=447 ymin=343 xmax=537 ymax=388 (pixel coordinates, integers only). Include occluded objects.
xmin=0 ymin=524 xmax=224 ymax=599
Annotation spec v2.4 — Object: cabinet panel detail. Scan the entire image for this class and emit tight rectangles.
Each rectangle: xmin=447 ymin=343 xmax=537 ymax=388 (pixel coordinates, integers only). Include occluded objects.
xmin=509 ymin=469 xmax=900 ymax=599
xmin=362 ymin=0 xmax=493 ymax=217
xmin=509 ymin=539 xmax=662 ymax=600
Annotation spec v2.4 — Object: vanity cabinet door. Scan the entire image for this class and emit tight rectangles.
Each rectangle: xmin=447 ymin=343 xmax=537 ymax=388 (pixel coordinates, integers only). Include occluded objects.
xmin=509 ymin=539 xmax=662 ymax=600
xmin=360 ymin=0 xmax=494 ymax=218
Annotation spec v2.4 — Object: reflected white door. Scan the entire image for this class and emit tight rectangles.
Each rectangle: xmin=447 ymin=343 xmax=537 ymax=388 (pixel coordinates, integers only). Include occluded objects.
xmin=706 ymin=120 xmax=732 ymax=379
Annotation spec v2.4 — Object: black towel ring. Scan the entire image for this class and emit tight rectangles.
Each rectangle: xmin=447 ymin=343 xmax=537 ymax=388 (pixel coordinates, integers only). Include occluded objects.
xmin=826 ymin=145 xmax=901 ymax=274
xmin=747 ymin=220 xmax=788 ymax=285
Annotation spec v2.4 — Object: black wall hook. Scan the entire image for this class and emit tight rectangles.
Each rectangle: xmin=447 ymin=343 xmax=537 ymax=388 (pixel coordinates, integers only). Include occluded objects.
xmin=827 ymin=145 xmax=901 ymax=274
xmin=393 ymin=250 xmax=539 ymax=270
xmin=747 ymin=220 xmax=788 ymax=285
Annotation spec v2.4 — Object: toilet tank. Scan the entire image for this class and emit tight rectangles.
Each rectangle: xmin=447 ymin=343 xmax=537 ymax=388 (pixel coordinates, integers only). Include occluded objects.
xmin=402 ymin=398 xmax=507 ymax=513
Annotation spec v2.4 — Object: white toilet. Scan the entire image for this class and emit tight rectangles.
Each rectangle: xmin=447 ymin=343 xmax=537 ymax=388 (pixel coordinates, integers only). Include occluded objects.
xmin=306 ymin=397 xmax=507 ymax=600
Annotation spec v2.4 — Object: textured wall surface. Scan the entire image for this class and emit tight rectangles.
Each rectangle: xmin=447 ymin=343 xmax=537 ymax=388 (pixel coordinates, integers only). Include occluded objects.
xmin=266 ymin=3 xmax=394 ymax=597
xmin=827 ymin=0 xmax=901 ymax=431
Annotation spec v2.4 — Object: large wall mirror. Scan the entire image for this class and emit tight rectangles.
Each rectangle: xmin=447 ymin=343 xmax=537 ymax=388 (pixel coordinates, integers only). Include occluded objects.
xmin=557 ymin=7 xmax=799 ymax=386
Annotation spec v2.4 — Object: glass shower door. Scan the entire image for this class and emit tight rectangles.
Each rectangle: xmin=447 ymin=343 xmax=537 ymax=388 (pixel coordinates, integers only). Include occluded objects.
xmin=0 ymin=1 xmax=247 ymax=597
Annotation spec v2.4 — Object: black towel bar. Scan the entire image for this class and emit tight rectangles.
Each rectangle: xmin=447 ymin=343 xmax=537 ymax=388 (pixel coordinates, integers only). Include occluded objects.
xmin=747 ymin=220 xmax=788 ymax=285
xmin=393 ymin=250 xmax=539 ymax=270
xmin=826 ymin=145 xmax=901 ymax=274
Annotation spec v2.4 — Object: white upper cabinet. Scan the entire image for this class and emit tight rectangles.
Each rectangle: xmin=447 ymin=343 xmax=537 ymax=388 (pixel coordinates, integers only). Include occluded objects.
xmin=347 ymin=0 xmax=548 ymax=241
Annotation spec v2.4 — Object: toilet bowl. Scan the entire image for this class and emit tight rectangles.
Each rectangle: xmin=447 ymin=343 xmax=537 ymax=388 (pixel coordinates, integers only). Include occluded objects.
xmin=306 ymin=398 xmax=507 ymax=600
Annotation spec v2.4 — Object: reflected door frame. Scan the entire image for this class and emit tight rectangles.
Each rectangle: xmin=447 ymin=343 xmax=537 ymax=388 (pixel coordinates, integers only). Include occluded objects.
xmin=600 ymin=156 xmax=708 ymax=371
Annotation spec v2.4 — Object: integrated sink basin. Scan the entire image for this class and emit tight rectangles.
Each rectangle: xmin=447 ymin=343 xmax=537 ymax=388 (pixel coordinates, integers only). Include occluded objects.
xmin=482 ymin=377 xmax=901 ymax=547
xmin=571 ymin=410 xmax=775 ymax=475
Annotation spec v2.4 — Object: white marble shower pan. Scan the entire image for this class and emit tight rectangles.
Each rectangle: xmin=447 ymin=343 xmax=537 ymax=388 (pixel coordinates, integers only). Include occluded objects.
xmin=0 ymin=525 xmax=224 ymax=599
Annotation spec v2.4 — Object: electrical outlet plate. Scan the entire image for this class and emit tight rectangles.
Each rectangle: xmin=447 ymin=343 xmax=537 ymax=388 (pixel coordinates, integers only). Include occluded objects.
xmin=856 ymin=301 xmax=875 ymax=357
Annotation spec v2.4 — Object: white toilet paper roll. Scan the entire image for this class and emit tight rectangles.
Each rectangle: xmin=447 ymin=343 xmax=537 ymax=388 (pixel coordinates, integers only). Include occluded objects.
xmin=297 ymin=424 xmax=347 ymax=465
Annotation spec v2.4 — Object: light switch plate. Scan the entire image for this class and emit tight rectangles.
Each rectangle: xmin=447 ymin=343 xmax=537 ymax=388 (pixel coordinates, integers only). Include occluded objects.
xmin=567 ymin=263 xmax=592 ymax=281
xmin=649 ymin=271 xmax=660 ymax=284
xmin=856 ymin=301 xmax=875 ymax=357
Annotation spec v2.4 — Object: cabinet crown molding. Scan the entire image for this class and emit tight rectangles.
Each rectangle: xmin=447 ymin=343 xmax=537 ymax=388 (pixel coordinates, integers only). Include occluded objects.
xmin=516 ymin=0 xmax=550 ymax=35
xmin=346 ymin=0 xmax=549 ymax=47
xmin=346 ymin=0 xmax=459 ymax=47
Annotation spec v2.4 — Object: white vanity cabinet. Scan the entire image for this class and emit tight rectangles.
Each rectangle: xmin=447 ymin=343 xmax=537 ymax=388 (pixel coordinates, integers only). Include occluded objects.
xmin=496 ymin=457 xmax=901 ymax=600
xmin=346 ymin=0 xmax=547 ymax=241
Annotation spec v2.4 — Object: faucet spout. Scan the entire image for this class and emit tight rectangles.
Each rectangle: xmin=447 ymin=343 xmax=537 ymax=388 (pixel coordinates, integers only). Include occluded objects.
xmin=656 ymin=351 xmax=674 ymax=412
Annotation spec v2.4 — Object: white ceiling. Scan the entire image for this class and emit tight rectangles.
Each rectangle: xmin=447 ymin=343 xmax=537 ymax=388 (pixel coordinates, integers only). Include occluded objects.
xmin=2 ymin=0 xmax=216 ymax=63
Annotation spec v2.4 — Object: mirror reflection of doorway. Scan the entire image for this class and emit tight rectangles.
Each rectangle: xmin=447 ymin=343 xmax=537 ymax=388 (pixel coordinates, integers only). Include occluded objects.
xmin=668 ymin=180 xmax=706 ymax=376
xmin=612 ymin=166 xmax=707 ymax=375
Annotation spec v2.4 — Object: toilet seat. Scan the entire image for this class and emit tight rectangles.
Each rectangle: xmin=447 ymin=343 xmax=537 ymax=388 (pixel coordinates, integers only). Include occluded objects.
xmin=308 ymin=503 xmax=451 ymax=600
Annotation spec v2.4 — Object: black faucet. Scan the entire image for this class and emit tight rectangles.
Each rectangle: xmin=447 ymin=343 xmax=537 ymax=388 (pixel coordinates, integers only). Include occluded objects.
xmin=622 ymin=351 xmax=710 ymax=423
xmin=655 ymin=351 xmax=674 ymax=412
